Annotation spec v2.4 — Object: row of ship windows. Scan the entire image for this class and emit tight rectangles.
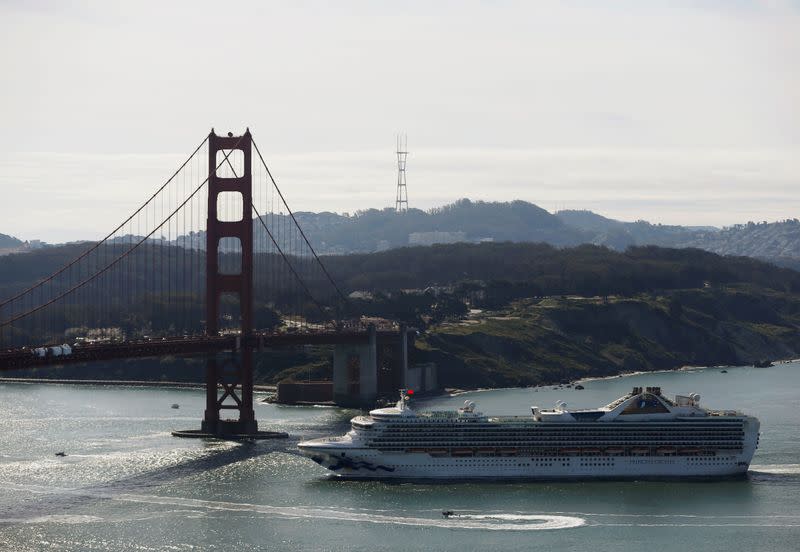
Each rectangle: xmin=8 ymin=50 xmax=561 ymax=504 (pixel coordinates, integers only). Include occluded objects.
xmin=363 ymin=437 xmax=745 ymax=443
xmin=365 ymin=434 xmax=744 ymax=440
xmin=513 ymin=460 xmax=617 ymax=467
xmin=363 ymin=431 xmax=745 ymax=438
xmin=373 ymin=429 xmax=745 ymax=434
xmin=374 ymin=420 xmax=745 ymax=424
xmin=375 ymin=422 xmax=745 ymax=428
xmin=368 ymin=440 xmax=745 ymax=446
xmin=374 ymin=448 xmax=741 ymax=454
xmin=363 ymin=428 xmax=744 ymax=434
xmin=379 ymin=460 xmax=736 ymax=470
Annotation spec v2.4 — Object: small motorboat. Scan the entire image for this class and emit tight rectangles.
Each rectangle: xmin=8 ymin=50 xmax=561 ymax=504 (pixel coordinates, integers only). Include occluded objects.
xmin=171 ymin=404 xmax=180 ymax=409
xmin=442 ymin=510 xmax=455 ymax=519
xmin=55 ymin=452 xmax=67 ymax=457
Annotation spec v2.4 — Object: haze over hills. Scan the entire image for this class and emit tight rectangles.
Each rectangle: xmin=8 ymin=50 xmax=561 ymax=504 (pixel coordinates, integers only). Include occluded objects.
xmin=0 ymin=233 xmax=22 ymax=248
xmin=0 ymin=233 xmax=24 ymax=255
xmin=2 ymin=199 xmax=799 ymax=270
xmin=555 ymin=209 xmax=800 ymax=270
xmin=291 ymin=200 xmax=800 ymax=271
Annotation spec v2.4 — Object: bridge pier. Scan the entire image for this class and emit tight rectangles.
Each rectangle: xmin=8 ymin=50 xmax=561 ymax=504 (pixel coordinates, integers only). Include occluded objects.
xmin=332 ymin=325 xmax=378 ymax=408
xmin=200 ymin=352 xmax=257 ymax=436
xmin=329 ymin=324 xmax=413 ymax=408
xmin=173 ymin=349 xmax=286 ymax=440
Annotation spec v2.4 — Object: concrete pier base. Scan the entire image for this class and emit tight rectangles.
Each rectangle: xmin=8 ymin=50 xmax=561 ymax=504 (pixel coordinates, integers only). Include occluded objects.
xmin=171 ymin=428 xmax=288 ymax=440
xmin=333 ymin=325 xmax=378 ymax=408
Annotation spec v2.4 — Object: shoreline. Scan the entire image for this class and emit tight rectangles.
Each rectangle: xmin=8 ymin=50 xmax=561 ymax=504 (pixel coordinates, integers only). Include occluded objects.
xmin=0 ymin=377 xmax=276 ymax=392
xmin=441 ymin=357 xmax=800 ymax=398
xmin=2 ymin=358 xmax=797 ymax=397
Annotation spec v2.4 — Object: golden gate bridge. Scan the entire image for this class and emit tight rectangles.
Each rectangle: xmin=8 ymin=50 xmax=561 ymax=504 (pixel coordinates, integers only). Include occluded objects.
xmin=0 ymin=129 xmax=410 ymax=438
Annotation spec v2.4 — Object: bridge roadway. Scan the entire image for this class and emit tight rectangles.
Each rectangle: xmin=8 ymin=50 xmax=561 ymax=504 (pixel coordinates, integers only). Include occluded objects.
xmin=0 ymin=327 xmax=401 ymax=372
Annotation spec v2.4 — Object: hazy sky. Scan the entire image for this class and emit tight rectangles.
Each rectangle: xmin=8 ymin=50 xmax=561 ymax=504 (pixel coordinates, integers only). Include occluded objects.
xmin=1 ymin=0 xmax=798 ymax=242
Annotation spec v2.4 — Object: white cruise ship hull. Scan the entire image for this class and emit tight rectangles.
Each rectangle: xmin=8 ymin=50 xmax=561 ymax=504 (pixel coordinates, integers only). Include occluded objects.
xmin=300 ymin=447 xmax=755 ymax=480
xmin=298 ymin=387 xmax=760 ymax=480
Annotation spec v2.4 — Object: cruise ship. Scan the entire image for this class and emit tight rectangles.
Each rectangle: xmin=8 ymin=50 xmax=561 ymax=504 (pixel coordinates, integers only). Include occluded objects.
xmin=297 ymin=387 xmax=760 ymax=479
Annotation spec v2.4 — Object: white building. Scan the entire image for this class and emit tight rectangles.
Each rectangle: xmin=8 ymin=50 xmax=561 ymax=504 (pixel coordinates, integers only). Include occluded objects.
xmin=408 ymin=231 xmax=466 ymax=246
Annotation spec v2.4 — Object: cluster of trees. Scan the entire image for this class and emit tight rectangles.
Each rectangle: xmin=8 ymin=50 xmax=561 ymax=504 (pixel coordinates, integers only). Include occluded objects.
xmin=0 ymin=242 xmax=340 ymax=347
xmin=324 ymin=242 xmax=800 ymax=296
xmin=2 ymin=239 xmax=799 ymax=345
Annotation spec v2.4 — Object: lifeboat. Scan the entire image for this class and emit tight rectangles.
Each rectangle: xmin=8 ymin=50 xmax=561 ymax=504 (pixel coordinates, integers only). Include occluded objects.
xmin=476 ymin=447 xmax=496 ymax=455
xmin=428 ymin=448 xmax=448 ymax=457
xmin=631 ymin=447 xmax=650 ymax=455
xmin=497 ymin=447 xmax=518 ymax=456
xmin=582 ymin=448 xmax=602 ymax=454
xmin=559 ymin=448 xmax=581 ymax=454
xmin=451 ymin=448 xmax=474 ymax=457
xmin=679 ymin=448 xmax=701 ymax=455
xmin=657 ymin=447 xmax=677 ymax=455
xmin=605 ymin=447 xmax=625 ymax=455
xmin=407 ymin=448 xmax=427 ymax=454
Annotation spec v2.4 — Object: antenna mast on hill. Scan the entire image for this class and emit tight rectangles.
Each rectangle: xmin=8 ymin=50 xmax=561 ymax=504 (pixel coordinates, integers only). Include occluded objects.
xmin=395 ymin=133 xmax=409 ymax=213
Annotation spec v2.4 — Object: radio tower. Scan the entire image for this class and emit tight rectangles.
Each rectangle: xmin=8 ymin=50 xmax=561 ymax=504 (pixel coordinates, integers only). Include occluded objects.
xmin=395 ymin=133 xmax=408 ymax=213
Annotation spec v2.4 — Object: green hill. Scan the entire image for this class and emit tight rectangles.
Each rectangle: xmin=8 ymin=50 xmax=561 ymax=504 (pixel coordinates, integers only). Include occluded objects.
xmin=418 ymin=287 xmax=800 ymax=388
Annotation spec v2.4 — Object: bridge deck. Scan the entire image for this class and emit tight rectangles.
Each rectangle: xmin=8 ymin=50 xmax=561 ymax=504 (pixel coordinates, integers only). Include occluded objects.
xmin=0 ymin=329 xmax=403 ymax=371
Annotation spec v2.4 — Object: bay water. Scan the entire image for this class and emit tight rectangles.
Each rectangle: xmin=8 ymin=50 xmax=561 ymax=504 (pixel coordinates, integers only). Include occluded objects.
xmin=1 ymin=362 xmax=798 ymax=551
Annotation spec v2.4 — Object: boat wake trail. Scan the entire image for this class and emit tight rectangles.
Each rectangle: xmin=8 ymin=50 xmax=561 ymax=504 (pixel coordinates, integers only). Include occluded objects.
xmin=119 ymin=495 xmax=586 ymax=531
xmin=749 ymin=464 xmax=800 ymax=475
xmin=2 ymin=482 xmax=584 ymax=531
xmin=748 ymin=464 xmax=800 ymax=484
xmin=7 ymin=482 xmax=799 ymax=531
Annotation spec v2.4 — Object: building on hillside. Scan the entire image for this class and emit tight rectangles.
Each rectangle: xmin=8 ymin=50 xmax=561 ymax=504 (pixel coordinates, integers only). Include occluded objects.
xmin=408 ymin=231 xmax=466 ymax=246
xmin=348 ymin=291 xmax=374 ymax=300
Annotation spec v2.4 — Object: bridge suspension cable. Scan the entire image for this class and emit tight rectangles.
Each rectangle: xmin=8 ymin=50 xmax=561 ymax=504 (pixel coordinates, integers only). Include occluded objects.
xmin=0 ymin=138 xmax=243 ymax=334
xmin=251 ymin=137 xmax=348 ymax=305
xmin=0 ymin=130 xmax=353 ymax=349
xmin=0 ymin=136 xmax=209 ymax=311
xmin=216 ymin=146 xmax=331 ymax=322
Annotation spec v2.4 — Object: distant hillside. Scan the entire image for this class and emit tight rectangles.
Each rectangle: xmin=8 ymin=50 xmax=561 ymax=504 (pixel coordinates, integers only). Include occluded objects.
xmin=292 ymin=199 xmax=589 ymax=253
xmin=555 ymin=210 xmax=704 ymax=250
xmin=0 ymin=233 xmax=22 ymax=249
xmin=5 ymin=200 xmax=799 ymax=271
xmin=557 ymin=209 xmax=800 ymax=269
xmin=300 ymin=203 xmax=800 ymax=270
xmin=81 ymin=199 xmax=590 ymax=256
xmin=680 ymin=220 xmax=800 ymax=259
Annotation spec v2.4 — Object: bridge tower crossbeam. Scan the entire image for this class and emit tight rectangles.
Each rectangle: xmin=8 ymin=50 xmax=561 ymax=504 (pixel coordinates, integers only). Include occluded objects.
xmin=202 ymin=129 xmax=257 ymax=436
xmin=175 ymin=129 xmax=283 ymax=439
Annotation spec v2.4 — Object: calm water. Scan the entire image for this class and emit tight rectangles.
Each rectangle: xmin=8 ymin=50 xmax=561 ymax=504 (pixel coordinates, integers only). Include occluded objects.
xmin=1 ymin=363 xmax=799 ymax=551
